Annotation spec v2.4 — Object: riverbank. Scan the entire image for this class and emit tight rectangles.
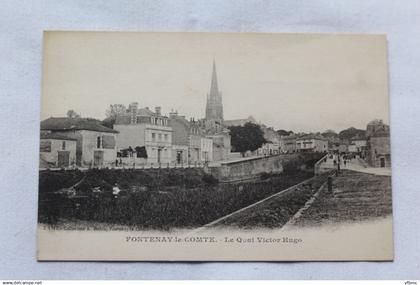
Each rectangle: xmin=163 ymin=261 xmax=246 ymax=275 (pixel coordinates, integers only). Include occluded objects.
xmin=38 ymin=169 xmax=313 ymax=230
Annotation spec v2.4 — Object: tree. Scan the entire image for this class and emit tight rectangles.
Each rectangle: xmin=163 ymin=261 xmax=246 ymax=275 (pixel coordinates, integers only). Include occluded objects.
xmin=322 ymin=129 xmax=338 ymax=138
xmin=276 ymin=129 xmax=294 ymax=137
xmin=338 ymin=127 xmax=366 ymax=141
xmin=105 ymin=104 xmax=127 ymax=119
xmin=228 ymin=122 xmax=267 ymax=156
xmin=67 ymin=110 xmax=80 ymax=118
xmin=102 ymin=104 xmax=127 ymax=128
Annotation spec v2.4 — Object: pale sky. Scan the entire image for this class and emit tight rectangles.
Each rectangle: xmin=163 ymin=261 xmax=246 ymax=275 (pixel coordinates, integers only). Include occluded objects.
xmin=42 ymin=32 xmax=390 ymax=133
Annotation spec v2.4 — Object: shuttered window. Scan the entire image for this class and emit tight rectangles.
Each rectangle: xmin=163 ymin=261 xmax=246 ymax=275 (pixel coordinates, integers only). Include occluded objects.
xmin=102 ymin=135 xmax=116 ymax=149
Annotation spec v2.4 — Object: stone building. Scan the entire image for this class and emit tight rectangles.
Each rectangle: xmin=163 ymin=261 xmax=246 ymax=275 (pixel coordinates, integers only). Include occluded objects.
xmin=41 ymin=117 xmax=118 ymax=167
xmin=365 ymin=120 xmax=391 ymax=168
xmin=280 ymin=135 xmax=298 ymax=153
xmin=114 ymin=103 xmax=172 ymax=164
xmin=256 ymin=126 xmax=281 ymax=156
xmin=256 ymin=142 xmax=280 ymax=156
xmin=296 ymin=135 xmax=328 ymax=153
xmin=206 ymin=131 xmax=231 ymax=161
xmin=338 ymin=142 xmax=349 ymax=154
xmin=351 ymin=136 xmax=367 ymax=157
xmin=366 ymin=119 xmax=390 ymax=138
xmin=200 ymin=137 xmax=213 ymax=162
xmin=168 ymin=111 xmax=192 ymax=164
xmin=39 ymin=133 xmax=77 ymax=168
xmin=189 ymin=126 xmax=202 ymax=163
xmin=368 ymin=130 xmax=391 ymax=167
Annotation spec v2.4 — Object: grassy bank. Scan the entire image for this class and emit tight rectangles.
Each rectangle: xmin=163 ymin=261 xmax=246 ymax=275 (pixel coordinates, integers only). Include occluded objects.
xmin=38 ymin=168 xmax=312 ymax=230
xmin=217 ymin=173 xmax=331 ymax=229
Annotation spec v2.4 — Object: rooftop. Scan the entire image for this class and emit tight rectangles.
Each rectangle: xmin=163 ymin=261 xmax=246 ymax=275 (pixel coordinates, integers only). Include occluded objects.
xmin=41 ymin=117 xmax=118 ymax=133
xmin=40 ymin=133 xmax=78 ymax=141
xmin=224 ymin=116 xmax=257 ymax=127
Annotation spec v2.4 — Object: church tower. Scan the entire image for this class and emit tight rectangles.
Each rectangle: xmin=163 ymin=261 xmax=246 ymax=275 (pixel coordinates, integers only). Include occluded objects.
xmin=205 ymin=60 xmax=224 ymax=122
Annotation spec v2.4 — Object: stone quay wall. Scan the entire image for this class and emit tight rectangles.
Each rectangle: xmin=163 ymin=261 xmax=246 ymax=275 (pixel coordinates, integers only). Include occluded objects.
xmin=207 ymin=152 xmax=324 ymax=182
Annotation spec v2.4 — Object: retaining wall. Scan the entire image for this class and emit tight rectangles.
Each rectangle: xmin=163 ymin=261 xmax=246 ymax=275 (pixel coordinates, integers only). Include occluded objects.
xmin=207 ymin=152 xmax=324 ymax=182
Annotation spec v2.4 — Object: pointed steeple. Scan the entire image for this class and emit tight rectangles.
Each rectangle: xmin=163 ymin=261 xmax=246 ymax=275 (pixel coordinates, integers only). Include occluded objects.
xmin=210 ymin=59 xmax=219 ymax=95
xmin=205 ymin=59 xmax=223 ymax=122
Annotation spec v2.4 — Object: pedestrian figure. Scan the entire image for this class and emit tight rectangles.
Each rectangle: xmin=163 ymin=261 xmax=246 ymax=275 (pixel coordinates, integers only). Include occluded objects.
xmin=344 ymin=160 xmax=347 ymax=167
xmin=333 ymin=160 xmax=336 ymax=166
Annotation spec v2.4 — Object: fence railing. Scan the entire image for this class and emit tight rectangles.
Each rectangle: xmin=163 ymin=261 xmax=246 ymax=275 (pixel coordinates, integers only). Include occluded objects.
xmin=314 ymin=154 xmax=328 ymax=176
xmin=39 ymin=161 xmax=209 ymax=172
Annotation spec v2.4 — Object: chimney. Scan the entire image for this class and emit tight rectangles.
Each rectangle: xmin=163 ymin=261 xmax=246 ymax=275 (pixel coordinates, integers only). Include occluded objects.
xmin=169 ymin=110 xmax=178 ymax=118
xmin=155 ymin=106 xmax=161 ymax=116
xmin=129 ymin=102 xmax=138 ymax=124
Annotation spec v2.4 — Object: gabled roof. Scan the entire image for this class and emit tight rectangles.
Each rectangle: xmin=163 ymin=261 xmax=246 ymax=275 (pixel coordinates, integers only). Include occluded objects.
xmin=40 ymin=133 xmax=78 ymax=141
xmin=41 ymin=117 xmax=118 ymax=133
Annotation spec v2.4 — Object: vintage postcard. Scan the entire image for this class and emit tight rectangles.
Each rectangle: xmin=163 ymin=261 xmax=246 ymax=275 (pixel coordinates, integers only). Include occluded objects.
xmin=38 ymin=32 xmax=392 ymax=261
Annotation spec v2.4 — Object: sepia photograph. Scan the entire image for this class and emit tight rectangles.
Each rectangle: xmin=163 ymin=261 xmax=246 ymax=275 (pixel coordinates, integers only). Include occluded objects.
xmin=37 ymin=32 xmax=392 ymax=261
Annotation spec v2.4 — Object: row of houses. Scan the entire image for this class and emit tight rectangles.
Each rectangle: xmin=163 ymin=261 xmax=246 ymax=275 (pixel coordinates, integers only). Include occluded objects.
xmin=39 ymin=103 xmax=232 ymax=169
xmin=223 ymin=116 xmax=329 ymax=156
xmin=39 ymin=106 xmax=390 ymax=169
xmin=253 ymin=134 xmax=328 ymax=156
xmin=278 ymin=134 xmax=328 ymax=153
xmin=114 ymin=102 xmax=231 ymax=166
xmin=280 ymin=134 xmax=368 ymax=155
xmin=277 ymin=119 xmax=391 ymax=168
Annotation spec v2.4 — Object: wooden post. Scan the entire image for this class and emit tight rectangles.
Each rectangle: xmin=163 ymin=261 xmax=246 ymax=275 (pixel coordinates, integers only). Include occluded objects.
xmin=328 ymin=176 xmax=333 ymax=193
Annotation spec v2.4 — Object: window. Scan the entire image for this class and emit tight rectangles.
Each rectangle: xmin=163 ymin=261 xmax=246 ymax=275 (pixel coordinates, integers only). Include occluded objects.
xmin=97 ymin=136 xmax=102 ymax=148
xmin=62 ymin=141 xmax=66 ymax=150
xmin=40 ymin=141 xmax=51 ymax=152
xmin=152 ymin=133 xmax=156 ymax=142
xmin=164 ymin=134 xmax=168 ymax=141
xmin=158 ymin=134 xmax=162 ymax=141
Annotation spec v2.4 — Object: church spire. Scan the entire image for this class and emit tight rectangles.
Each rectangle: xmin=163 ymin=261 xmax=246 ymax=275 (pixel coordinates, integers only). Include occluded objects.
xmin=205 ymin=59 xmax=224 ymax=122
xmin=210 ymin=59 xmax=219 ymax=95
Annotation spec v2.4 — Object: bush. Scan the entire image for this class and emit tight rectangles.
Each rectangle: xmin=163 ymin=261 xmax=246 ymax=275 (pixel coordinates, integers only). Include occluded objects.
xmin=202 ymin=173 xmax=219 ymax=185
xmin=260 ymin=172 xmax=271 ymax=180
